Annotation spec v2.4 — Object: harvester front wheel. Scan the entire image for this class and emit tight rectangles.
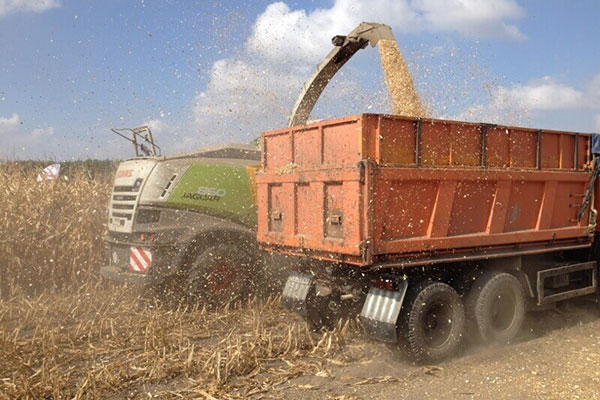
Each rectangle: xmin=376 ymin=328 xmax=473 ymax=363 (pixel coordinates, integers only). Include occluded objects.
xmin=465 ymin=271 xmax=525 ymax=344
xmin=186 ymin=244 xmax=254 ymax=304
xmin=401 ymin=281 xmax=466 ymax=362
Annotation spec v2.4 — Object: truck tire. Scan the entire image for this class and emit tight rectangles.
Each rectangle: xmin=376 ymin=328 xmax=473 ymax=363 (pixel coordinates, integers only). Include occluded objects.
xmin=465 ymin=271 xmax=525 ymax=344
xmin=186 ymin=243 xmax=255 ymax=304
xmin=401 ymin=281 xmax=465 ymax=362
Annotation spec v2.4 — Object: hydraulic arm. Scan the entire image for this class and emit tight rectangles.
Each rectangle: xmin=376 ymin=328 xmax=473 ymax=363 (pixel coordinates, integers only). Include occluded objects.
xmin=288 ymin=22 xmax=394 ymax=127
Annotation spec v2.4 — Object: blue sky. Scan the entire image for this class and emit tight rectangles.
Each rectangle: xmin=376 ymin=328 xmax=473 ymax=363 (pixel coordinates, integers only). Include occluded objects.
xmin=0 ymin=0 xmax=599 ymax=160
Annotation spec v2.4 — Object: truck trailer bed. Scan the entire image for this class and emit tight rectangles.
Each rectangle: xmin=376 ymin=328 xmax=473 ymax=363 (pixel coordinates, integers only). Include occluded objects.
xmin=256 ymin=114 xmax=595 ymax=266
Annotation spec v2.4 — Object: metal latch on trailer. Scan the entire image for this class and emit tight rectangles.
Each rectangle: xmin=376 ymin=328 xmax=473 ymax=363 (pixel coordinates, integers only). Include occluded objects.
xmin=357 ymin=159 xmax=377 ymax=185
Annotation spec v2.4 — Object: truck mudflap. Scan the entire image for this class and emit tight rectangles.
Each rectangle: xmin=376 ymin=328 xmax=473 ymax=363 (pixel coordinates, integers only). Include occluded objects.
xmin=282 ymin=272 xmax=313 ymax=317
xmin=359 ymin=280 xmax=408 ymax=343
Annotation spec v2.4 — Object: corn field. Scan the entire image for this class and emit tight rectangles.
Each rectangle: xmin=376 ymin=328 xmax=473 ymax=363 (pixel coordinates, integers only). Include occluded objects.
xmin=0 ymin=162 xmax=362 ymax=399
xmin=3 ymin=161 xmax=600 ymax=399
xmin=0 ymin=162 xmax=112 ymax=297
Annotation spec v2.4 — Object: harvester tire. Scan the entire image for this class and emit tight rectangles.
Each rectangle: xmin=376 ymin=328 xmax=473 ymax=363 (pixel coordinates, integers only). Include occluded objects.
xmin=186 ymin=243 xmax=255 ymax=304
xmin=465 ymin=271 xmax=525 ymax=344
xmin=401 ymin=281 xmax=465 ymax=362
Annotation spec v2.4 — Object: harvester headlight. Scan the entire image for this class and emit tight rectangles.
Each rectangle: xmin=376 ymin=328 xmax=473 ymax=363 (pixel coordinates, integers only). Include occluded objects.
xmin=136 ymin=209 xmax=161 ymax=224
xmin=133 ymin=178 xmax=143 ymax=191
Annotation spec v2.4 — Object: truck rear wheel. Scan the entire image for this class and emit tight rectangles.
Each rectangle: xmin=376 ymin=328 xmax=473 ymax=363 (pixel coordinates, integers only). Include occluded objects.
xmin=401 ymin=281 xmax=465 ymax=362
xmin=186 ymin=244 xmax=254 ymax=304
xmin=465 ymin=271 xmax=525 ymax=344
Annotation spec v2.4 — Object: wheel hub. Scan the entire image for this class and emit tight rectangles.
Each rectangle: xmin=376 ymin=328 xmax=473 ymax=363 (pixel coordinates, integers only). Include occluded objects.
xmin=206 ymin=260 xmax=240 ymax=299
xmin=490 ymin=289 xmax=517 ymax=332
xmin=422 ymin=302 xmax=453 ymax=348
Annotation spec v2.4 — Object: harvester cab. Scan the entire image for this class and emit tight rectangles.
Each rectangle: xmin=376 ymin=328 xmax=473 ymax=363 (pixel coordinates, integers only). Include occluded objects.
xmin=102 ymin=119 xmax=286 ymax=303
xmin=111 ymin=125 xmax=161 ymax=157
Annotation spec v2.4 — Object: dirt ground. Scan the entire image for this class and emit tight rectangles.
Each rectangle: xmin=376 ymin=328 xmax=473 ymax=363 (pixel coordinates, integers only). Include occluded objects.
xmin=274 ymin=304 xmax=600 ymax=400
xmin=2 ymin=284 xmax=600 ymax=400
xmin=232 ymin=298 xmax=600 ymax=400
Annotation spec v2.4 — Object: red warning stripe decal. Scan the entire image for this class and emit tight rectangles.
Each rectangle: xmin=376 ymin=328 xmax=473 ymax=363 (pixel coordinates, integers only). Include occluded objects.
xmin=128 ymin=246 xmax=152 ymax=273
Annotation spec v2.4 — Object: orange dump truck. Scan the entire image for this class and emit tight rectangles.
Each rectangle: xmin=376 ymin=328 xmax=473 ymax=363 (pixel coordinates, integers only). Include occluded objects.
xmin=257 ymin=113 xmax=600 ymax=361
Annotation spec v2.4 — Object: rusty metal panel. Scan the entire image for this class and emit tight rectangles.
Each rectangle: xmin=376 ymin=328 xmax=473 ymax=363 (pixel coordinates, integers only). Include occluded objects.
xmin=447 ymin=181 xmax=496 ymax=236
xmin=262 ymin=114 xmax=591 ymax=172
xmin=486 ymin=126 xmax=510 ymax=168
xmin=295 ymin=183 xmax=315 ymax=237
xmin=421 ymin=120 xmax=451 ymax=166
xmin=257 ymin=113 xmax=595 ymax=266
xmin=551 ymin=182 xmax=586 ymax=228
xmin=376 ymin=179 xmax=438 ymax=240
xmin=257 ymin=167 xmax=364 ymax=257
xmin=322 ymin=122 xmax=360 ymax=167
xmin=324 ymin=183 xmax=344 ymax=239
xmin=577 ymin=134 xmax=588 ymax=169
xmin=293 ymin=127 xmax=321 ymax=170
xmin=264 ymin=133 xmax=292 ymax=173
xmin=426 ymin=180 xmax=457 ymax=238
xmin=541 ymin=133 xmax=560 ymax=169
xmin=504 ymin=181 xmax=545 ymax=232
xmin=378 ymin=117 xmax=416 ymax=165
xmin=559 ymin=133 xmax=575 ymax=169
xmin=510 ymin=128 xmax=538 ymax=168
xmin=449 ymin=123 xmax=482 ymax=166
xmin=267 ymin=184 xmax=287 ymax=233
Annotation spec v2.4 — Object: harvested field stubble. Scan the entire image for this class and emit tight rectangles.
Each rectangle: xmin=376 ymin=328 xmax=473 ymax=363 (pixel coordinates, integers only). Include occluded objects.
xmin=0 ymin=163 xmax=111 ymax=296
xmin=0 ymin=284 xmax=359 ymax=399
xmin=0 ymin=162 xmax=361 ymax=398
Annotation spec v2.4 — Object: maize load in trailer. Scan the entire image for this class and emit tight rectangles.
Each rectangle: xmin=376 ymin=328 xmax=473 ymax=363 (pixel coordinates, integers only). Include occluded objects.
xmin=257 ymin=113 xmax=600 ymax=362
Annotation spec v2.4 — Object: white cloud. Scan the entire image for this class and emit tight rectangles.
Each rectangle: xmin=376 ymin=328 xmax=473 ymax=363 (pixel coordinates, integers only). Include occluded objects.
xmin=143 ymin=119 xmax=167 ymax=136
xmin=141 ymin=118 xmax=187 ymax=154
xmin=486 ymin=74 xmax=600 ymax=116
xmin=247 ymin=0 xmax=525 ymax=64
xmin=194 ymin=59 xmax=300 ymax=125
xmin=0 ymin=113 xmax=20 ymax=131
xmin=191 ymin=58 xmax=304 ymax=144
xmin=414 ymin=0 xmax=525 ymax=40
xmin=455 ymin=74 xmax=600 ymax=131
xmin=492 ymin=77 xmax=586 ymax=111
xmin=0 ymin=0 xmax=60 ymax=18
xmin=247 ymin=0 xmax=528 ymax=72
xmin=588 ymin=73 xmax=600 ymax=106
xmin=31 ymin=126 xmax=54 ymax=137
xmin=246 ymin=1 xmax=418 ymax=65
xmin=0 ymin=113 xmax=59 ymax=159
xmin=192 ymin=0 xmax=525 ymax=145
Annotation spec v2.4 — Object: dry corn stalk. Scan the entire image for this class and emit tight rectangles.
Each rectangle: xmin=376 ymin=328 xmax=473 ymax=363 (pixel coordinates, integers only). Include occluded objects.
xmin=0 ymin=162 xmax=112 ymax=296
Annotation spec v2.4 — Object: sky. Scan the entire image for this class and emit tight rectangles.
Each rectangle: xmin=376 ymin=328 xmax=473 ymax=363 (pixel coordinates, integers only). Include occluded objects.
xmin=0 ymin=0 xmax=599 ymax=160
